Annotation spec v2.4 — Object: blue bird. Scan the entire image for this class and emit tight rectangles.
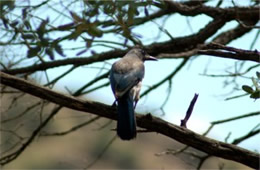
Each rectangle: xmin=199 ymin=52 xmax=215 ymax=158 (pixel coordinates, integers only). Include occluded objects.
xmin=109 ymin=47 xmax=157 ymax=140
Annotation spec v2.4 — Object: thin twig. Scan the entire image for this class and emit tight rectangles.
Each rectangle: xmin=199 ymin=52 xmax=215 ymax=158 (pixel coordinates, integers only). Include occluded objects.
xmin=211 ymin=111 xmax=260 ymax=124
xmin=181 ymin=93 xmax=199 ymax=128
xmin=232 ymin=129 xmax=260 ymax=145
xmin=40 ymin=116 xmax=100 ymax=136
xmin=140 ymin=58 xmax=188 ymax=97
xmin=84 ymin=135 xmax=117 ymax=169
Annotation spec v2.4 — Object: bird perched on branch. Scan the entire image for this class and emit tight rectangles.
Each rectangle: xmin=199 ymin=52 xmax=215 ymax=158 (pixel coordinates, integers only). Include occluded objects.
xmin=109 ymin=46 xmax=157 ymax=140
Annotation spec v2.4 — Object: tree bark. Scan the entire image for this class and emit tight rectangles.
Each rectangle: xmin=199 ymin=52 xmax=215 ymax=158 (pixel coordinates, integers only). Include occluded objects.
xmin=1 ymin=71 xmax=259 ymax=169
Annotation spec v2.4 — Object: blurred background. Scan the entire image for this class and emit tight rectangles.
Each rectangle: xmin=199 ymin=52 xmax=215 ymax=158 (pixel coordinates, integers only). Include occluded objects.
xmin=1 ymin=0 xmax=259 ymax=169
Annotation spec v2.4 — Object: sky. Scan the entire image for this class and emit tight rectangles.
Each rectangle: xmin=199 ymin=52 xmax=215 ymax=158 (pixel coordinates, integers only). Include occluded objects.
xmin=4 ymin=0 xmax=259 ymax=152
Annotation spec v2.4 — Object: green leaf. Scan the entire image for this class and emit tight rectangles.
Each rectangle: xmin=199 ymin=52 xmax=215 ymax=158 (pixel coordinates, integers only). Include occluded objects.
xmin=10 ymin=20 xmax=19 ymax=27
xmin=242 ymin=85 xmax=254 ymax=94
xmin=127 ymin=3 xmax=135 ymax=25
xmin=0 ymin=0 xmax=15 ymax=11
xmin=37 ymin=18 xmax=49 ymax=39
xmin=46 ymin=48 xmax=54 ymax=60
xmin=27 ymin=46 xmax=41 ymax=58
xmin=22 ymin=34 xmax=34 ymax=40
xmin=70 ymin=11 xmax=82 ymax=23
xmin=250 ymin=91 xmax=260 ymax=99
xmin=256 ymin=71 xmax=260 ymax=79
xmin=144 ymin=6 xmax=149 ymax=16
xmin=103 ymin=2 xmax=115 ymax=14
xmin=76 ymin=49 xmax=87 ymax=56
xmin=2 ymin=17 xmax=9 ymax=29
xmin=88 ymin=26 xmax=103 ymax=37
xmin=24 ymin=20 xmax=31 ymax=29
xmin=54 ymin=44 xmax=65 ymax=57
xmin=22 ymin=8 xmax=28 ymax=20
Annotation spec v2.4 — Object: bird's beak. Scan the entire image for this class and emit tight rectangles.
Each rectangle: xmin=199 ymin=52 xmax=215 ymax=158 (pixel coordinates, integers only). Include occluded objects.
xmin=145 ymin=55 xmax=158 ymax=61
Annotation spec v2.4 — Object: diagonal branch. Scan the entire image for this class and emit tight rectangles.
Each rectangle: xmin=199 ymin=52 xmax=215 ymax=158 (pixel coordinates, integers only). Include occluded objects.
xmin=3 ymin=17 xmax=258 ymax=75
xmin=141 ymin=58 xmax=188 ymax=97
xmin=2 ymin=50 xmax=125 ymax=75
xmin=2 ymin=16 xmax=226 ymax=75
xmin=40 ymin=116 xmax=101 ymax=136
xmin=198 ymin=42 xmax=260 ymax=62
xmin=0 ymin=71 xmax=259 ymax=169
xmin=211 ymin=111 xmax=260 ymax=124
xmin=181 ymin=93 xmax=199 ymax=128
xmin=165 ymin=1 xmax=260 ymax=21
xmin=198 ymin=49 xmax=260 ymax=62
xmin=232 ymin=129 xmax=260 ymax=145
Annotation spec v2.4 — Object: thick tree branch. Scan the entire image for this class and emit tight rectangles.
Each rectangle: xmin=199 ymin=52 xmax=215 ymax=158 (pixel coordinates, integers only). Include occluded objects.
xmin=2 ymin=16 xmax=258 ymax=75
xmin=47 ymin=1 xmax=259 ymax=33
xmin=165 ymin=1 xmax=260 ymax=21
xmin=198 ymin=49 xmax=260 ymax=62
xmin=1 ymin=2 xmax=259 ymax=76
xmin=198 ymin=42 xmax=260 ymax=62
xmin=0 ymin=72 xmax=259 ymax=169
xmin=1 ymin=49 xmax=125 ymax=75
xmin=156 ymin=19 xmax=259 ymax=60
xmin=212 ymin=20 xmax=259 ymax=44
xmin=2 ymin=17 xmax=226 ymax=75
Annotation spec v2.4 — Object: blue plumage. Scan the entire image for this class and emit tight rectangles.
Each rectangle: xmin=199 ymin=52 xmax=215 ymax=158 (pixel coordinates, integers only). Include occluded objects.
xmin=117 ymin=92 xmax=136 ymax=140
xmin=109 ymin=47 xmax=157 ymax=140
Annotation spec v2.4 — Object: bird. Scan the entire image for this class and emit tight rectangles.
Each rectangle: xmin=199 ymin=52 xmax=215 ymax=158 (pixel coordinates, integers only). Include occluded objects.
xmin=109 ymin=46 xmax=157 ymax=140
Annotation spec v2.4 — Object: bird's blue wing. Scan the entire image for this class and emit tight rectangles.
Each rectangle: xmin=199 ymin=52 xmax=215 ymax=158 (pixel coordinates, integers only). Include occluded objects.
xmin=110 ymin=60 xmax=144 ymax=98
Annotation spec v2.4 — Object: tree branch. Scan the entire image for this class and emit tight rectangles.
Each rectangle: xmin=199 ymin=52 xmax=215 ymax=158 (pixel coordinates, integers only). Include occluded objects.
xmin=1 ymin=15 xmax=227 ymax=75
xmin=181 ymin=93 xmax=199 ymax=128
xmin=2 ymin=49 xmax=125 ymax=75
xmin=2 ymin=17 xmax=226 ymax=75
xmin=198 ymin=49 xmax=260 ymax=62
xmin=211 ymin=111 xmax=260 ymax=125
xmin=140 ymin=58 xmax=188 ymax=97
xmin=202 ymin=42 xmax=260 ymax=63
xmin=2 ymin=16 xmax=258 ymax=75
xmin=165 ymin=1 xmax=260 ymax=21
xmin=213 ymin=20 xmax=259 ymax=44
xmin=232 ymin=129 xmax=260 ymax=145
xmin=40 ymin=116 xmax=101 ymax=136
xmin=0 ymin=71 xmax=259 ymax=169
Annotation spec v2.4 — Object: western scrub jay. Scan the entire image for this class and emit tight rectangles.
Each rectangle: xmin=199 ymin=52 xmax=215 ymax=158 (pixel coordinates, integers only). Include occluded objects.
xmin=109 ymin=47 xmax=157 ymax=140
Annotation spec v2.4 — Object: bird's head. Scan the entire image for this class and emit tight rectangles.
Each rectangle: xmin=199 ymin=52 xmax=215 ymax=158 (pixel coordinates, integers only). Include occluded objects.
xmin=129 ymin=46 xmax=158 ymax=62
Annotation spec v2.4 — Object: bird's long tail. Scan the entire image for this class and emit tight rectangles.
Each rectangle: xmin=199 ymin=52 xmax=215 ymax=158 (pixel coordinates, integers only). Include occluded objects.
xmin=117 ymin=93 xmax=136 ymax=140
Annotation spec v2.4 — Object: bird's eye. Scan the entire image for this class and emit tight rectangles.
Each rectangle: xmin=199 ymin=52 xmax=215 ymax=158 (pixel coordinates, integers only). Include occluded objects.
xmin=141 ymin=49 xmax=146 ymax=56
